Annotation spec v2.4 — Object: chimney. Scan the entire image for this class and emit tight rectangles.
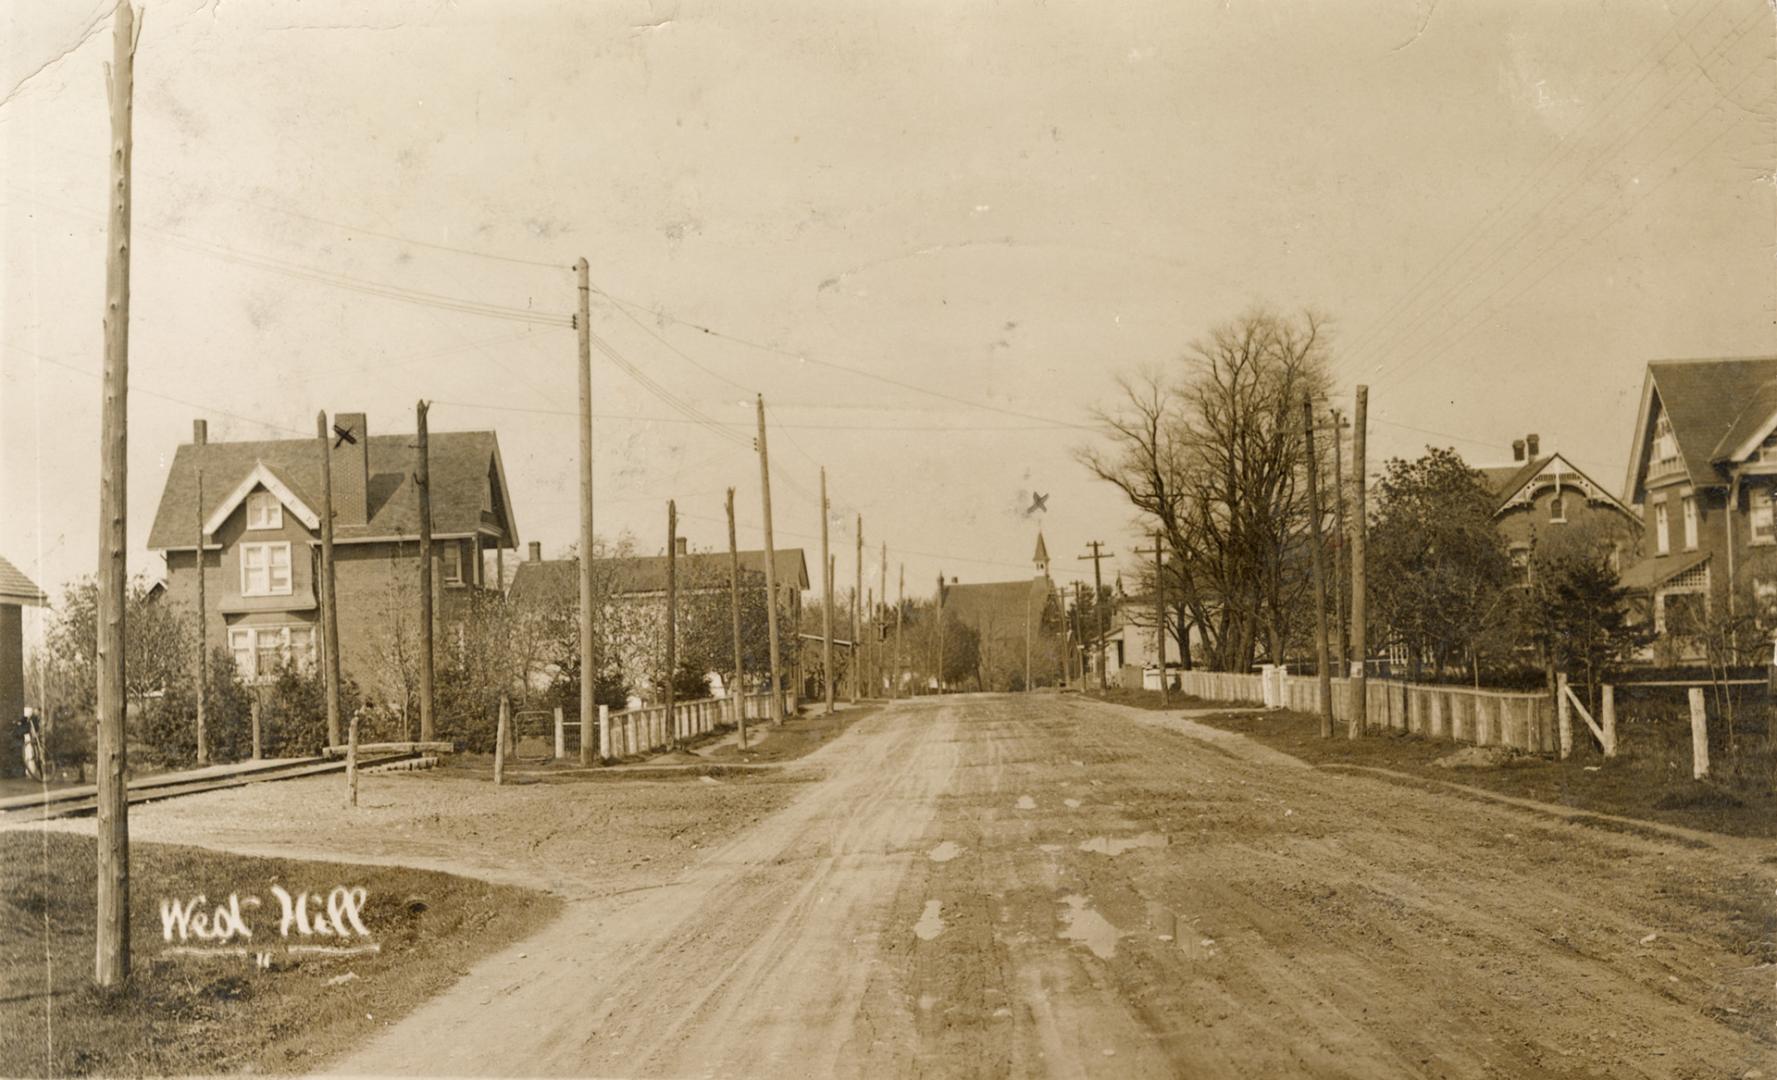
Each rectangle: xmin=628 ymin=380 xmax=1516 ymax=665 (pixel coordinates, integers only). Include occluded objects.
xmin=674 ymin=537 xmax=688 ymax=556
xmin=330 ymin=412 xmax=370 ymax=526
xmin=1512 ymin=439 xmax=1525 ymax=462
xmin=528 ymin=541 xmax=542 ymax=562
xmin=192 ymin=419 xmax=208 ymax=445
xmin=1526 ymin=433 xmax=1540 ymax=458
xmin=951 ymin=576 xmax=959 ymax=585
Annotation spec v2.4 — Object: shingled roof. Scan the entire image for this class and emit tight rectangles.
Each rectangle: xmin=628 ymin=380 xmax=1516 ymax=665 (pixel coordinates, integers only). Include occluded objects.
xmin=1625 ymin=357 xmax=1777 ymax=496
xmin=508 ymin=549 xmax=810 ymax=607
xmin=941 ymin=577 xmax=1055 ymax=636
xmin=146 ymin=431 xmax=516 ymax=550
xmin=0 ymin=555 xmax=47 ymax=607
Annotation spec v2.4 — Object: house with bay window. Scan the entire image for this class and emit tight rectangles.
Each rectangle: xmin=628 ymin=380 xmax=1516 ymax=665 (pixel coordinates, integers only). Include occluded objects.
xmin=147 ymin=413 xmax=518 ymax=692
xmin=1619 ymin=357 xmax=1777 ymax=646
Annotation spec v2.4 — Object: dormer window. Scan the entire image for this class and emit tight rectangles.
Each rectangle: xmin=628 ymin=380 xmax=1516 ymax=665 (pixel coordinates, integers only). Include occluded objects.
xmin=1651 ymin=414 xmax=1682 ymax=478
xmin=246 ymin=490 xmax=282 ymax=530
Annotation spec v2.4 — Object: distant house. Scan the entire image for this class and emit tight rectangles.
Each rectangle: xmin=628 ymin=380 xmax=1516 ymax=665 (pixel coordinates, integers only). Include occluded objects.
xmin=1619 ymin=357 xmax=1777 ymax=641
xmin=1476 ymin=432 xmax=1640 ymax=584
xmin=938 ymin=532 xmax=1064 ymax=691
xmin=147 ymin=415 xmax=518 ymax=694
xmin=1 ymin=555 xmax=47 ymax=776
xmin=507 ymin=538 xmax=809 ymax=702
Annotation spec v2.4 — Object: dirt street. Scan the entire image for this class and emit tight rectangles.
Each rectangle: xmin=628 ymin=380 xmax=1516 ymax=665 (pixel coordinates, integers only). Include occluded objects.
xmin=309 ymin=694 xmax=1770 ymax=1078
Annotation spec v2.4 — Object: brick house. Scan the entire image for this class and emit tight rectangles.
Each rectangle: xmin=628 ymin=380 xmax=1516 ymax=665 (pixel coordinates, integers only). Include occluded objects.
xmin=1477 ymin=433 xmax=1640 ymax=585
xmin=146 ymin=414 xmax=518 ymax=692
xmin=1619 ymin=357 xmax=1777 ymax=642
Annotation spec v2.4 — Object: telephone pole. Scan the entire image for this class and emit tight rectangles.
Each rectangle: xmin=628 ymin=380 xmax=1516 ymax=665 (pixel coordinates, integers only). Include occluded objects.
xmin=895 ymin=563 xmax=904 ymax=700
xmin=1133 ymin=534 xmax=1169 ymax=705
xmin=853 ymin=515 xmax=862 ymax=704
xmin=755 ymin=395 xmax=784 ymax=721
xmin=725 ymin=489 xmax=748 ymax=747
xmin=575 ymin=258 xmax=597 ymax=761
xmin=316 ymin=411 xmax=342 ymax=747
xmin=1078 ymin=542 xmax=1110 ymax=690
xmin=821 ymin=468 xmax=834 ymax=715
xmin=1302 ymin=395 xmax=1334 ymax=737
xmin=193 ymin=468 xmax=207 ymax=765
xmin=1351 ymin=385 xmax=1369 ymax=739
xmin=665 ymin=500 xmax=678 ymax=749
xmin=1330 ymin=407 xmax=1349 ymax=669
xmin=94 ymin=0 xmax=141 ymax=989
xmin=935 ymin=572 xmax=946 ymax=694
xmin=416 ymin=400 xmax=436 ymax=743
xmin=878 ymin=542 xmax=887 ymax=700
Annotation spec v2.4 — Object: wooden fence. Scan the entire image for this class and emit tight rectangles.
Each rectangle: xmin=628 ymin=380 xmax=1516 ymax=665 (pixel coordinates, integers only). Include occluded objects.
xmin=553 ymin=690 xmax=792 ymax=760
xmin=1176 ymin=669 xmax=1558 ymax=753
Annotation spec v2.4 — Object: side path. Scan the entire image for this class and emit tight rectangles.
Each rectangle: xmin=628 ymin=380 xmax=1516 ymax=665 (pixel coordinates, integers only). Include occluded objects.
xmin=329 ymin=698 xmax=961 ymax=1078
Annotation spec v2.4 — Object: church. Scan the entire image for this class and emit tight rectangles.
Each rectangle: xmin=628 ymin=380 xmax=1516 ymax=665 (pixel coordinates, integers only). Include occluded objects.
xmin=938 ymin=532 xmax=1066 ymax=691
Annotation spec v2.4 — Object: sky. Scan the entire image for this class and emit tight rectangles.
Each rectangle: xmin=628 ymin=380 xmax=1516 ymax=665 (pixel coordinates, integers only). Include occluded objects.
xmin=3 ymin=0 xmax=1774 ymax=645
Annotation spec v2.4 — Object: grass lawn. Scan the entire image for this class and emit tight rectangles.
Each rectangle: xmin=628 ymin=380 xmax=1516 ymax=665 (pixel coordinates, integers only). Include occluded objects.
xmin=1087 ymin=687 xmax=1215 ymax=711
xmin=0 ymin=832 xmax=561 ymax=1077
xmin=701 ymin=702 xmax=881 ymax=765
xmin=1190 ymin=707 xmax=1777 ymax=841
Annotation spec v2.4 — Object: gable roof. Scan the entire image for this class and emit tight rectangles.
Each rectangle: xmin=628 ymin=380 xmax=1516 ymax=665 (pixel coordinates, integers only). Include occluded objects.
xmin=941 ymin=577 xmax=1055 ymax=636
xmin=148 ymin=430 xmax=516 ymax=550
xmin=0 ymin=555 xmax=47 ymax=607
xmin=1624 ymin=357 xmax=1777 ymax=496
xmin=508 ymin=548 xmax=811 ymax=608
xmin=1481 ymin=452 xmax=1632 ymax=517
xmin=202 ymin=462 xmax=322 ymax=534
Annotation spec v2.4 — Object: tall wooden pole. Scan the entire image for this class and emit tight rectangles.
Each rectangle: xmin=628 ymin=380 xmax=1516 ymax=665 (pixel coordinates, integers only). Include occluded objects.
xmin=830 ymin=554 xmax=838 ymax=695
xmin=665 ymin=500 xmax=678 ymax=749
xmin=416 ymin=400 xmax=436 ymax=743
xmin=194 ymin=468 xmax=207 ymax=765
xmin=1350 ymin=385 xmax=1369 ymax=739
xmin=821 ymin=468 xmax=834 ymax=715
xmin=94 ymin=0 xmax=140 ymax=989
xmin=725 ymin=488 xmax=747 ymax=748
xmin=1153 ymin=533 xmax=1167 ymax=704
xmin=755 ymin=395 xmax=784 ymax=721
xmin=1330 ymin=407 xmax=1349 ymax=669
xmin=316 ymin=411 xmax=342 ymax=747
xmin=575 ymin=258 xmax=597 ymax=761
xmin=895 ymin=564 xmax=905 ymax=699
xmin=853 ymin=516 xmax=862 ymax=704
xmin=1302 ymin=395 xmax=1334 ymax=737
xmin=935 ymin=573 xmax=946 ymax=694
xmin=878 ymin=542 xmax=887 ymax=700
xmin=1079 ymin=542 xmax=1109 ymax=690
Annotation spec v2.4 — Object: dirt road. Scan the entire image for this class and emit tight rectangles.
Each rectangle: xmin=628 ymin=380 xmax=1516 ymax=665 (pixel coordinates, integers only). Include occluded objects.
xmin=320 ymin=693 xmax=1772 ymax=1078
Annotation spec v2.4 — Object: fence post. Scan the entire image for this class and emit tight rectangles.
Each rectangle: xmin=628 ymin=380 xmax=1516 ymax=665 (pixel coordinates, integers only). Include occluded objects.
xmin=1556 ymin=674 xmax=1573 ymax=760
xmin=599 ymin=704 xmax=610 ymax=760
xmin=553 ymin=705 xmax=565 ymax=760
xmin=1475 ymin=697 xmax=1490 ymax=747
xmin=494 ymin=695 xmax=509 ymax=786
xmin=1687 ymin=687 xmax=1710 ymax=780
xmin=1601 ymin=685 xmax=1617 ymax=759
xmin=346 ymin=709 xmax=359 ymax=808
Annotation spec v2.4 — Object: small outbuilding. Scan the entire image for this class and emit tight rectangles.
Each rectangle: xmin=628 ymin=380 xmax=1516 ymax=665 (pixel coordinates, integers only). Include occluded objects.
xmin=0 ymin=554 xmax=48 ymax=776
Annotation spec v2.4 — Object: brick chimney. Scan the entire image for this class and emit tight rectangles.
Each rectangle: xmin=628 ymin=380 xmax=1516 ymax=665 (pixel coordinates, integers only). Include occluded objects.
xmin=1526 ymin=433 xmax=1540 ymax=458
xmin=674 ymin=537 xmax=688 ymax=556
xmin=1512 ymin=439 xmax=1525 ymax=462
xmin=528 ymin=541 xmax=542 ymax=562
xmin=330 ymin=412 xmax=370 ymax=526
xmin=192 ymin=419 xmax=208 ymax=445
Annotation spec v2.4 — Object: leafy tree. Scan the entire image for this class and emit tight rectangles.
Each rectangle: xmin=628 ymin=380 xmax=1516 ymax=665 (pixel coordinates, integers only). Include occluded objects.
xmin=1369 ymin=447 xmax=1513 ymax=679
xmin=1519 ymin=537 xmax=1648 ymax=713
xmin=43 ymin=574 xmax=191 ymax=722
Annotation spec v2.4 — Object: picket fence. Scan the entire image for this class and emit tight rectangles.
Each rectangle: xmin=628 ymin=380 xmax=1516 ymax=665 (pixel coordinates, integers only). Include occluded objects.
xmin=1173 ymin=669 xmax=1558 ymax=753
xmin=551 ymin=689 xmax=793 ymax=760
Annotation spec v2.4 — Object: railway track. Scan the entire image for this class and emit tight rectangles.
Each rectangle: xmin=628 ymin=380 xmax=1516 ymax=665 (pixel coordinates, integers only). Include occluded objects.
xmin=0 ymin=752 xmax=424 ymax=821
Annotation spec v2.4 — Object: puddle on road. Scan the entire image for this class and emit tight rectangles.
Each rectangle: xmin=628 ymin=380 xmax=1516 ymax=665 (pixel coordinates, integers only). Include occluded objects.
xmin=927 ymin=840 xmax=964 ymax=863
xmin=915 ymin=899 xmax=946 ymax=941
xmin=1078 ymin=832 xmax=1169 ymax=856
xmin=1016 ymin=795 xmax=1037 ymax=810
xmin=918 ymin=993 xmax=939 ymax=1012
xmin=1058 ymin=895 xmax=1122 ymax=959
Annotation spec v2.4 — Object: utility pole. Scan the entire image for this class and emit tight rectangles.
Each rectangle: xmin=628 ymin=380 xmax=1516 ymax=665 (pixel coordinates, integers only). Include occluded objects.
xmin=1078 ymin=542 xmax=1110 ymax=690
xmin=821 ymin=468 xmax=834 ymax=715
xmin=1133 ymin=534 xmax=1169 ymax=705
xmin=1302 ymin=395 xmax=1334 ymax=737
xmin=1024 ymin=588 xmax=1033 ymax=694
xmin=194 ymin=468 xmax=207 ymax=765
xmin=755 ymin=395 xmax=784 ymax=722
xmin=316 ymin=411 xmax=342 ymax=747
xmin=1351 ymin=385 xmax=1369 ymax=739
xmin=94 ymin=0 xmax=141 ymax=989
xmin=830 ymin=554 xmax=838 ymax=696
xmin=895 ymin=563 xmax=904 ymax=700
xmin=1330 ymin=407 xmax=1349 ymax=669
xmin=879 ymin=542 xmax=887 ymax=700
xmin=853 ymin=516 xmax=862 ymax=704
xmin=575 ymin=258 xmax=597 ymax=761
xmin=665 ymin=500 xmax=678 ymax=749
xmin=416 ymin=400 xmax=436 ymax=743
xmin=935 ymin=572 xmax=946 ymax=694
xmin=726 ymin=488 xmax=747 ymax=749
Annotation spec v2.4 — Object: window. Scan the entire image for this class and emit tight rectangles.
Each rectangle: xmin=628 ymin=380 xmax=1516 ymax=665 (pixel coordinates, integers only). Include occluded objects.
xmin=1652 ymin=414 xmax=1681 ymax=476
xmin=240 ymin=542 xmax=292 ymax=596
xmin=246 ymin=490 xmax=282 ymax=530
xmin=225 ymin=625 xmax=316 ymax=679
xmin=1754 ymin=492 xmax=1776 ymax=545
xmin=1757 ymin=578 xmax=1777 ymax=620
xmin=1509 ymin=545 xmax=1532 ymax=587
xmin=443 ymin=542 xmax=464 ymax=586
xmin=1549 ymin=495 xmax=1566 ymax=523
xmin=1655 ymin=503 xmax=1670 ymax=555
xmin=1682 ymin=496 xmax=1698 ymax=550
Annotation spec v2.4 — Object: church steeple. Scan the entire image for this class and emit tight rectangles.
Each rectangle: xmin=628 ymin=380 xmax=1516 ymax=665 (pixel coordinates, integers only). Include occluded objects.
xmin=1032 ymin=530 xmax=1050 ymax=577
